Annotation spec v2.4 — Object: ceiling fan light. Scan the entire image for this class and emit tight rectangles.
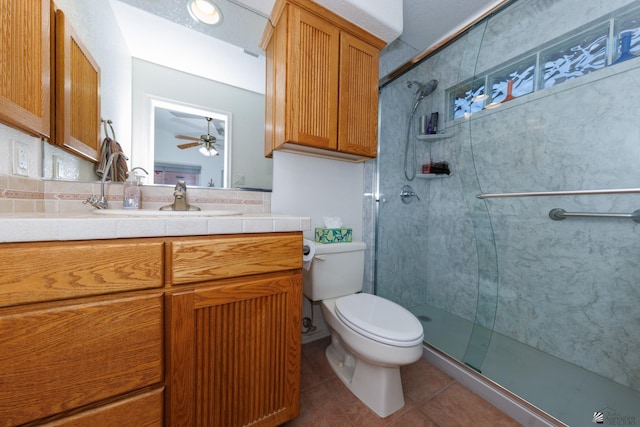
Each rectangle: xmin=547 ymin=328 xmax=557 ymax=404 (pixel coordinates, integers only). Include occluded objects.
xmin=199 ymin=145 xmax=219 ymax=156
xmin=188 ymin=0 xmax=222 ymax=26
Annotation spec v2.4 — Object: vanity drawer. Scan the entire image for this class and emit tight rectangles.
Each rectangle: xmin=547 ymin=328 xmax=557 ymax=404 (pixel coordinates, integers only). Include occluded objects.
xmin=42 ymin=387 xmax=164 ymax=427
xmin=0 ymin=292 xmax=164 ymax=426
xmin=168 ymin=233 xmax=302 ymax=285
xmin=0 ymin=239 xmax=164 ymax=308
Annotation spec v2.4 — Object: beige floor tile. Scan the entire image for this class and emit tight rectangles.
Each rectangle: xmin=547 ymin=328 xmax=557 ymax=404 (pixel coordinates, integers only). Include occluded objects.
xmin=291 ymin=338 xmax=522 ymax=427
xmin=419 ymin=382 xmax=521 ymax=427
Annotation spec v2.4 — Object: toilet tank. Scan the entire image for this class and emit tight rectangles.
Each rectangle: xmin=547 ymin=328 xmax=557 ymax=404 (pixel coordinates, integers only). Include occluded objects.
xmin=303 ymin=241 xmax=366 ymax=301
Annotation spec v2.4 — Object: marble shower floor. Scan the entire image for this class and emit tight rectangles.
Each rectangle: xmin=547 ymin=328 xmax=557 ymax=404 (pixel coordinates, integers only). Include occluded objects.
xmin=284 ymin=336 xmax=521 ymax=426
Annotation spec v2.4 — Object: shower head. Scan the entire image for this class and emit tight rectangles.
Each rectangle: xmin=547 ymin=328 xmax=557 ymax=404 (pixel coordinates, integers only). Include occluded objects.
xmin=407 ymin=79 xmax=438 ymax=99
xmin=408 ymin=79 xmax=438 ymax=114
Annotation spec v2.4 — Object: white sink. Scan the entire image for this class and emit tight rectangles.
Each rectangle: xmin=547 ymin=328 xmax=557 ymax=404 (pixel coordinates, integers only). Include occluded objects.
xmin=92 ymin=209 xmax=242 ymax=217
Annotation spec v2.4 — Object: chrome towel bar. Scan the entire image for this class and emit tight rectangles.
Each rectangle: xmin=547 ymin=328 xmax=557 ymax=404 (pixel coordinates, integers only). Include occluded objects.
xmin=549 ymin=208 xmax=640 ymax=223
xmin=477 ymin=187 xmax=640 ymax=199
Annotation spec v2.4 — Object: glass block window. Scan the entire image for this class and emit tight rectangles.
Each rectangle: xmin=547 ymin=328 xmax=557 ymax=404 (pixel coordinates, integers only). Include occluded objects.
xmin=487 ymin=56 xmax=536 ymax=106
xmin=613 ymin=9 xmax=640 ymax=63
xmin=449 ymin=79 xmax=487 ymax=120
xmin=540 ymin=24 xmax=609 ymax=89
xmin=445 ymin=3 xmax=640 ymax=121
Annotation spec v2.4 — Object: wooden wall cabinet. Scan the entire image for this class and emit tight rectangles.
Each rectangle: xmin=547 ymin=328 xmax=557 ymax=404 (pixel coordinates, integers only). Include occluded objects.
xmin=53 ymin=7 xmax=101 ymax=162
xmin=0 ymin=1 xmax=101 ymax=163
xmin=262 ymin=0 xmax=384 ymax=162
xmin=0 ymin=0 xmax=51 ymax=138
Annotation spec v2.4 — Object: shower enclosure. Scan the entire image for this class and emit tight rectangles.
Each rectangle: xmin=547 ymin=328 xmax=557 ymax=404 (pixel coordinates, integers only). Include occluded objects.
xmin=373 ymin=0 xmax=640 ymax=425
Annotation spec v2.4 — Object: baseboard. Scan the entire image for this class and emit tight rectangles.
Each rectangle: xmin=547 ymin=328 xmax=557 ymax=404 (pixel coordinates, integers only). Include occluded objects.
xmin=422 ymin=344 xmax=567 ymax=427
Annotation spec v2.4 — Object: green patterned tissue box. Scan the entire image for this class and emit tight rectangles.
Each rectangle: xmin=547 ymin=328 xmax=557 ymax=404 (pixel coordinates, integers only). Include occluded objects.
xmin=314 ymin=228 xmax=353 ymax=244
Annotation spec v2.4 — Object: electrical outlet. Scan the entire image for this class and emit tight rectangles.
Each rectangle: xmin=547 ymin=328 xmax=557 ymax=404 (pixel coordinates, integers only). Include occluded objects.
xmin=233 ymin=174 xmax=245 ymax=186
xmin=12 ymin=141 xmax=29 ymax=176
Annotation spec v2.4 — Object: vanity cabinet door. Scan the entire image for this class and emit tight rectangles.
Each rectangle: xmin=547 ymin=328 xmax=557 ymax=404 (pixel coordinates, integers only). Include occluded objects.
xmin=0 ymin=0 xmax=51 ymax=138
xmin=166 ymin=271 xmax=303 ymax=426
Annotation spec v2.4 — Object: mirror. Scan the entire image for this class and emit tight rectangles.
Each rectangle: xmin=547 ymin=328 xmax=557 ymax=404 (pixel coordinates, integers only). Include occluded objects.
xmin=153 ymin=103 xmax=230 ymax=188
xmin=131 ymin=57 xmax=271 ymax=190
xmin=118 ymin=0 xmax=273 ymax=190
xmin=41 ymin=1 xmax=273 ymax=189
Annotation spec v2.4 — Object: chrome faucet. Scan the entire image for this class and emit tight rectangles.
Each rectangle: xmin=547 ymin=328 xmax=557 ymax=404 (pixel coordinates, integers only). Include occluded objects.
xmin=84 ymin=152 xmax=128 ymax=209
xmin=159 ymin=180 xmax=201 ymax=211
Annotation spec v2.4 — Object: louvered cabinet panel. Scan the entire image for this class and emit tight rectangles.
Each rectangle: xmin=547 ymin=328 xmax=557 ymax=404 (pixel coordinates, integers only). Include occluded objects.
xmin=54 ymin=8 xmax=100 ymax=162
xmin=262 ymin=0 xmax=383 ymax=161
xmin=338 ymin=32 xmax=379 ymax=157
xmin=0 ymin=0 xmax=51 ymax=137
xmin=286 ymin=6 xmax=339 ymax=150
xmin=166 ymin=271 xmax=302 ymax=427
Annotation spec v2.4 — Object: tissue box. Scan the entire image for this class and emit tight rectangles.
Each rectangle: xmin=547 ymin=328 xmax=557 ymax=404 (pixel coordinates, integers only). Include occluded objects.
xmin=314 ymin=228 xmax=352 ymax=244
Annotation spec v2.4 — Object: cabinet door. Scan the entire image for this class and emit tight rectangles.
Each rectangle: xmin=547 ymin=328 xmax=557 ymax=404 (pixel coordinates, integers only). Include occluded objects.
xmin=0 ymin=0 xmax=51 ymax=138
xmin=286 ymin=5 xmax=340 ymax=150
xmin=338 ymin=32 xmax=379 ymax=157
xmin=166 ymin=271 xmax=302 ymax=426
xmin=54 ymin=8 xmax=101 ymax=162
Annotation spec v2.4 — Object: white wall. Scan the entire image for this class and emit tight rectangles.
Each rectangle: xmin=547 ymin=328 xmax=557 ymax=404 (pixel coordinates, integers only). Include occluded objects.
xmin=271 ymin=151 xmax=364 ymax=241
xmin=271 ymin=151 xmax=366 ymax=342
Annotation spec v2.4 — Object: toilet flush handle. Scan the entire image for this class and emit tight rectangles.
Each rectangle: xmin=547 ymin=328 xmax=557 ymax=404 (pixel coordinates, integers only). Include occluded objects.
xmin=314 ymin=255 xmax=327 ymax=261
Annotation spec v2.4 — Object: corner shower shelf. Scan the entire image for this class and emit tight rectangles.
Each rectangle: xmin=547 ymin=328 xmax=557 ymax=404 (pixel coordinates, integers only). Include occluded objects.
xmin=417 ymin=132 xmax=453 ymax=142
xmin=417 ymin=173 xmax=453 ymax=179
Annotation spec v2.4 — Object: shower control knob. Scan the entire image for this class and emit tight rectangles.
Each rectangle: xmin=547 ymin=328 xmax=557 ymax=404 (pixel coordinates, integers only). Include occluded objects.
xmin=400 ymin=185 xmax=420 ymax=204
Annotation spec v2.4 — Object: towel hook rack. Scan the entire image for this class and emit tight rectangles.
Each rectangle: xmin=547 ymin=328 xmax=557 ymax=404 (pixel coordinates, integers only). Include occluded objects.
xmin=101 ymin=118 xmax=116 ymax=140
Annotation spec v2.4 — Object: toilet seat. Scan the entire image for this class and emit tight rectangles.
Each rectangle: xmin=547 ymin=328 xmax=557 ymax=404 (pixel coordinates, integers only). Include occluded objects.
xmin=334 ymin=293 xmax=424 ymax=347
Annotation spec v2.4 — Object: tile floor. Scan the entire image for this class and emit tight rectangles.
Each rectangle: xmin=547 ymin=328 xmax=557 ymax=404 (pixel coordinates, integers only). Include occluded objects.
xmin=284 ymin=336 xmax=521 ymax=427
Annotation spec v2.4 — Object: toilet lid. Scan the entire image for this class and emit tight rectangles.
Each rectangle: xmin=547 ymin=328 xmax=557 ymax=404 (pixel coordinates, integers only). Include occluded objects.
xmin=335 ymin=293 xmax=424 ymax=347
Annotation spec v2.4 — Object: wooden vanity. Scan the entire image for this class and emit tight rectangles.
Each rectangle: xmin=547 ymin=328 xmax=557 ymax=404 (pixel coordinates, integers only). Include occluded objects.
xmin=0 ymin=230 xmax=303 ymax=426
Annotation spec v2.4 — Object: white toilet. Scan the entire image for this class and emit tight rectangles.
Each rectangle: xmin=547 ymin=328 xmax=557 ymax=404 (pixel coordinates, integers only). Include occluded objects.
xmin=303 ymin=241 xmax=424 ymax=418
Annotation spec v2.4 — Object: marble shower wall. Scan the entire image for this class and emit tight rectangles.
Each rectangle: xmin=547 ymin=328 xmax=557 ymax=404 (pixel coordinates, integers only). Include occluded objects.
xmin=374 ymin=0 xmax=640 ymax=391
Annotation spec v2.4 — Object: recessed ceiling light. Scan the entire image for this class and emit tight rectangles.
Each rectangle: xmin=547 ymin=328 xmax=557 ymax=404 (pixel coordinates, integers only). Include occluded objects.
xmin=188 ymin=0 xmax=223 ymax=26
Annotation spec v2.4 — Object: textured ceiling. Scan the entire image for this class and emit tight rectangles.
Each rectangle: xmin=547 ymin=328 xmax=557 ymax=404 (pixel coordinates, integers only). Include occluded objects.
xmin=115 ymin=0 xmax=505 ymax=59
xmin=116 ymin=0 xmax=270 ymax=56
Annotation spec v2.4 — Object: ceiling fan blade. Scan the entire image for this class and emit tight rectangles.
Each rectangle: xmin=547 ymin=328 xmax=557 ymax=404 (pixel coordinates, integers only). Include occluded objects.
xmin=177 ymin=141 xmax=202 ymax=149
xmin=175 ymin=134 xmax=200 ymax=141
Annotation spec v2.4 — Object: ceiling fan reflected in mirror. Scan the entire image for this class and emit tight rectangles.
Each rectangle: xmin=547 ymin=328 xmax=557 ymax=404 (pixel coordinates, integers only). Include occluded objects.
xmin=175 ymin=116 xmax=223 ymax=156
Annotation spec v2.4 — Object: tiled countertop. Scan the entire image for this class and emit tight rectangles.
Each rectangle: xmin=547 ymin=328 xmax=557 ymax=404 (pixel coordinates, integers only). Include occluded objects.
xmin=0 ymin=212 xmax=310 ymax=243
